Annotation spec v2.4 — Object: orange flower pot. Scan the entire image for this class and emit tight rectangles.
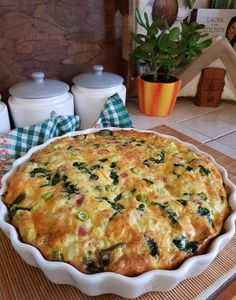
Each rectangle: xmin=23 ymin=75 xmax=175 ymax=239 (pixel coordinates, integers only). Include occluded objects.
xmin=138 ymin=75 xmax=181 ymax=117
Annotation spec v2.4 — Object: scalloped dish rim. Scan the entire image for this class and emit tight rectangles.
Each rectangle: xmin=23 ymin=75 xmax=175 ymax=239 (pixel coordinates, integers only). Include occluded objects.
xmin=0 ymin=127 xmax=235 ymax=298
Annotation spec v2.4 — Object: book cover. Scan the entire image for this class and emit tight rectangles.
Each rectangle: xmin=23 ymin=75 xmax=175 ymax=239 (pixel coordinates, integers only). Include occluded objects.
xmin=191 ymin=8 xmax=236 ymax=48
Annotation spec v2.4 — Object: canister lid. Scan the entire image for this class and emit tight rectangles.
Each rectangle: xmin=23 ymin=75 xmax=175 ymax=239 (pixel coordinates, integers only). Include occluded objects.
xmin=72 ymin=65 xmax=124 ymax=89
xmin=9 ymin=72 xmax=69 ymax=99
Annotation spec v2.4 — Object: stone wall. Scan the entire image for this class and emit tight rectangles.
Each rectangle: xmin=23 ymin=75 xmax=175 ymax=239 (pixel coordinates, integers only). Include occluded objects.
xmin=0 ymin=0 xmax=123 ymax=100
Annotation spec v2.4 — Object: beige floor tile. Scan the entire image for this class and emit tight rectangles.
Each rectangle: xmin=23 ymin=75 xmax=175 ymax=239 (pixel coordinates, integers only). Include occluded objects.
xmin=206 ymin=141 xmax=236 ymax=159
xmin=205 ymin=106 xmax=236 ymax=126
xmin=131 ymin=113 xmax=176 ymax=130
xmin=168 ymin=124 xmax=211 ymax=143
xmin=165 ymin=100 xmax=229 ymax=123
xmin=216 ymin=131 xmax=236 ymax=149
xmin=180 ymin=113 xmax=236 ymax=139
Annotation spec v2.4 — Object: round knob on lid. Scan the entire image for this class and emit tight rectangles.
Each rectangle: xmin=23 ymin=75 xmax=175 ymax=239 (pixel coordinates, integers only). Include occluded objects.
xmin=32 ymin=72 xmax=45 ymax=82
xmin=93 ymin=65 xmax=104 ymax=75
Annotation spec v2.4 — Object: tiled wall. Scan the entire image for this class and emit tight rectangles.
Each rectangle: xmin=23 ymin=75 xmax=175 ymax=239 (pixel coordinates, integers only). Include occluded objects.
xmin=0 ymin=0 xmax=123 ymax=100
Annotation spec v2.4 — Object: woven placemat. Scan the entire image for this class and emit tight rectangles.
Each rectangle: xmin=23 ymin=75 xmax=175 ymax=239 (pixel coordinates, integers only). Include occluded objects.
xmin=0 ymin=125 xmax=235 ymax=300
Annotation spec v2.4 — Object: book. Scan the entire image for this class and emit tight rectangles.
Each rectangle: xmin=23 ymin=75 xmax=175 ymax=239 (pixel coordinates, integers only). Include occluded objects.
xmin=191 ymin=8 xmax=236 ymax=42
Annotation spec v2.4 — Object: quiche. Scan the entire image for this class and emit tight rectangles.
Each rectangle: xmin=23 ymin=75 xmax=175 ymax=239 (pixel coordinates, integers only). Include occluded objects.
xmin=3 ymin=129 xmax=230 ymax=276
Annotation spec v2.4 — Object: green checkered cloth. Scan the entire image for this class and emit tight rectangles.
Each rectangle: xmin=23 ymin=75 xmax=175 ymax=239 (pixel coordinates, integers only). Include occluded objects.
xmin=0 ymin=93 xmax=132 ymax=181
xmin=0 ymin=115 xmax=80 ymax=180
xmin=94 ymin=93 xmax=133 ymax=128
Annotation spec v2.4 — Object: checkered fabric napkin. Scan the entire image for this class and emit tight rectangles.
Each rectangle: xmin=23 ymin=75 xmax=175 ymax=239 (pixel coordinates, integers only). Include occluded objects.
xmin=0 ymin=115 xmax=80 ymax=180
xmin=0 ymin=93 xmax=132 ymax=181
xmin=93 ymin=93 xmax=133 ymax=128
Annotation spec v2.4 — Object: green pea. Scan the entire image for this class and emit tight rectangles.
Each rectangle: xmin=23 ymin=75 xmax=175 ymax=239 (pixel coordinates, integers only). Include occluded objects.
xmin=42 ymin=192 xmax=53 ymax=201
xmin=130 ymin=167 xmax=139 ymax=174
xmin=136 ymin=193 xmax=148 ymax=203
xmin=105 ymin=185 xmax=116 ymax=192
xmin=77 ymin=211 xmax=88 ymax=222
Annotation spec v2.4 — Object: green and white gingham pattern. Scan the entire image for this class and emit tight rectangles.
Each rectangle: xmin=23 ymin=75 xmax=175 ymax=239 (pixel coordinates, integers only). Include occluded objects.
xmin=94 ymin=93 xmax=133 ymax=128
xmin=0 ymin=93 xmax=133 ymax=181
xmin=0 ymin=115 xmax=80 ymax=179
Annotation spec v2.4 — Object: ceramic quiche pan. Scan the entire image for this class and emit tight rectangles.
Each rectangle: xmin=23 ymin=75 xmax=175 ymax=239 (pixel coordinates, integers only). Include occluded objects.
xmin=0 ymin=127 xmax=235 ymax=298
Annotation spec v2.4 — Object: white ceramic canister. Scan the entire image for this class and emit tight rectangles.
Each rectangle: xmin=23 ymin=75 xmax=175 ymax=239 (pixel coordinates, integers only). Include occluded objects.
xmin=72 ymin=65 xmax=126 ymax=129
xmin=0 ymin=95 xmax=11 ymax=134
xmin=8 ymin=72 xmax=74 ymax=127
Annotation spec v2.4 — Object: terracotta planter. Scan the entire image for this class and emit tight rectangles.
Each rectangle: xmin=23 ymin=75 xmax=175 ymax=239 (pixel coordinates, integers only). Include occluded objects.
xmin=138 ymin=75 xmax=181 ymax=117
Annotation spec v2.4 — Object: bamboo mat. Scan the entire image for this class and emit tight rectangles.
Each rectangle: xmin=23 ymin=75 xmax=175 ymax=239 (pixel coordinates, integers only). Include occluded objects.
xmin=0 ymin=125 xmax=235 ymax=300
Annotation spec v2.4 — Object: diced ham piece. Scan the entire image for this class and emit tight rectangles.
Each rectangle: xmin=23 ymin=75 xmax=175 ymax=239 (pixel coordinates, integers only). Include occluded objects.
xmin=76 ymin=194 xmax=85 ymax=206
xmin=58 ymin=166 xmax=67 ymax=172
xmin=193 ymin=198 xmax=203 ymax=205
xmin=120 ymin=172 xmax=128 ymax=178
xmin=78 ymin=225 xmax=87 ymax=237
xmin=98 ymin=149 xmax=109 ymax=154
xmin=160 ymin=176 xmax=167 ymax=183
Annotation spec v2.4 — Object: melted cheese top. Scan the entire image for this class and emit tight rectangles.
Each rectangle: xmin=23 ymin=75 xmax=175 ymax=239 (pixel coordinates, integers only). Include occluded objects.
xmin=4 ymin=130 xmax=230 ymax=276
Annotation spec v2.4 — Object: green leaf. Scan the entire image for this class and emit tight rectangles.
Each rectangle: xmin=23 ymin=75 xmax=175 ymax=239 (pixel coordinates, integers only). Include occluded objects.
xmin=133 ymin=46 xmax=151 ymax=60
xmin=135 ymin=9 xmax=147 ymax=29
xmin=144 ymin=12 xmax=150 ymax=27
xmin=197 ymin=39 xmax=212 ymax=49
xmin=140 ymin=42 xmax=154 ymax=53
xmin=190 ymin=22 xmax=205 ymax=31
xmin=186 ymin=0 xmax=197 ymax=8
xmin=164 ymin=46 xmax=184 ymax=56
xmin=156 ymin=57 xmax=181 ymax=67
xmin=152 ymin=18 xmax=166 ymax=28
xmin=189 ymin=47 xmax=202 ymax=56
xmin=158 ymin=34 xmax=169 ymax=49
xmin=188 ymin=34 xmax=198 ymax=47
xmin=168 ymin=28 xmax=180 ymax=41
xmin=131 ymin=33 xmax=145 ymax=45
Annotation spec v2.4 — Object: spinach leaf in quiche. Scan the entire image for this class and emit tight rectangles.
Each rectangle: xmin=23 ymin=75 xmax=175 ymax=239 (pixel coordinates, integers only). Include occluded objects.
xmin=51 ymin=171 xmax=62 ymax=186
xmin=152 ymin=202 xmax=179 ymax=225
xmin=143 ymin=178 xmax=154 ymax=185
xmin=173 ymin=236 xmax=198 ymax=254
xmin=98 ymin=242 xmax=125 ymax=267
xmin=9 ymin=206 xmax=31 ymax=219
xmin=176 ymin=199 xmax=187 ymax=206
xmin=30 ymin=167 xmax=51 ymax=178
xmin=96 ymin=129 xmax=113 ymax=136
xmin=110 ymin=171 xmax=119 ymax=185
xmin=90 ymin=164 xmax=103 ymax=170
xmin=199 ymin=165 xmax=211 ymax=176
xmin=84 ymin=243 xmax=125 ymax=273
xmin=174 ymin=163 xmax=184 ymax=167
xmin=110 ymin=162 xmax=117 ymax=168
xmin=137 ymin=203 xmax=145 ymax=211
xmin=84 ymin=258 xmax=103 ymax=273
xmin=51 ymin=251 xmax=64 ymax=262
xmin=73 ymin=162 xmax=91 ymax=174
xmin=62 ymin=182 xmax=80 ymax=195
xmin=8 ymin=192 xmax=31 ymax=219
xmin=12 ymin=192 xmax=26 ymax=205
xmin=110 ymin=202 xmax=124 ymax=211
xmin=145 ymin=236 xmax=159 ymax=257
xmin=114 ymin=193 xmax=122 ymax=202
xmin=98 ymin=158 xmax=108 ymax=163
xmin=142 ymin=151 xmax=165 ymax=167
xmin=196 ymin=207 xmax=214 ymax=227
xmin=186 ymin=166 xmax=193 ymax=171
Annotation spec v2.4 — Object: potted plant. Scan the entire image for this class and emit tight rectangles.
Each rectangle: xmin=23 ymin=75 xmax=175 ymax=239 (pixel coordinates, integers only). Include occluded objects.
xmin=131 ymin=9 xmax=212 ymax=116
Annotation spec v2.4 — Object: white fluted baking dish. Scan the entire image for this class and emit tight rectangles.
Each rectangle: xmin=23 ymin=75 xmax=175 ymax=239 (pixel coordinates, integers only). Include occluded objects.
xmin=0 ymin=127 xmax=235 ymax=298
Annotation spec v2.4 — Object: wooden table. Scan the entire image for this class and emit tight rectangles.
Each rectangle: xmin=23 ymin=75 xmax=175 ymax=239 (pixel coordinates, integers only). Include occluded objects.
xmin=0 ymin=125 xmax=235 ymax=300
